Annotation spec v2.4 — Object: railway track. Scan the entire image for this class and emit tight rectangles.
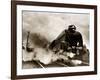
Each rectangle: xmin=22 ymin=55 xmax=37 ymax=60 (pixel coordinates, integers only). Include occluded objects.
xmin=22 ymin=60 xmax=70 ymax=69
xmin=34 ymin=60 xmax=70 ymax=68
xmin=22 ymin=60 xmax=89 ymax=69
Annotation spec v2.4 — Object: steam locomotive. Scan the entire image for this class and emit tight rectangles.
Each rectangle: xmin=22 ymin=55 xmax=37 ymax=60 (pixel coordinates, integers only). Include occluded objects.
xmin=23 ymin=31 xmax=89 ymax=66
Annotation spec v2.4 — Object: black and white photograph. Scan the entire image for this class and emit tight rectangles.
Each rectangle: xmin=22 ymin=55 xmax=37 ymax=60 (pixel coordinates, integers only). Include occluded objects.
xmin=11 ymin=1 xmax=97 ymax=79
xmin=22 ymin=11 xmax=90 ymax=69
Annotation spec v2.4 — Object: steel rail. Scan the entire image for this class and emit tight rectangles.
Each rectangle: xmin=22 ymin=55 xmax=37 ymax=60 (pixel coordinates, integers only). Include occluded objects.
xmin=55 ymin=62 xmax=69 ymax=67
xmin=35 ymin=61 xmax=45 ymax=69
xmin=82 ymin=61 xmax=89 ymax=65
